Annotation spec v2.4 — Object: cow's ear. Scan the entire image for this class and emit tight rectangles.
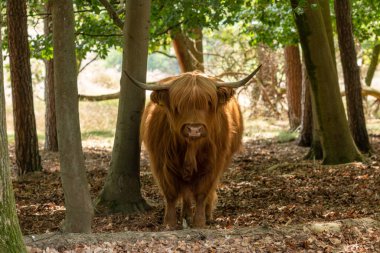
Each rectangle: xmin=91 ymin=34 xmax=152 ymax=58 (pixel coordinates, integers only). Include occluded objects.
xmin=150 ymin=90 xmax=169 ymax=106
xmin=217 ymin=87 xmax=235 ymax=104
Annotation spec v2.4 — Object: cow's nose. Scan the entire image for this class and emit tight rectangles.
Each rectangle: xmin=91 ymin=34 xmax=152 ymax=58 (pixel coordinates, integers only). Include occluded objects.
xmin=181 ymin=124 xmax=207 ymax=139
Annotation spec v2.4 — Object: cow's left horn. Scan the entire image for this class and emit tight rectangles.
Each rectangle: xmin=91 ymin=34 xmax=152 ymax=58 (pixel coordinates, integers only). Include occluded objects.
xmin=216 ymin=65 xmax=262 ymax=88
xmin=124 ymin=71 xmax=171 ymax=90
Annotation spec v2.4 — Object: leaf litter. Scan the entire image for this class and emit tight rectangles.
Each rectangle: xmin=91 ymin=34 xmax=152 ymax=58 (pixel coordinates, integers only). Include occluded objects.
xmin=9 ymin=135 xmax=380 ymax=252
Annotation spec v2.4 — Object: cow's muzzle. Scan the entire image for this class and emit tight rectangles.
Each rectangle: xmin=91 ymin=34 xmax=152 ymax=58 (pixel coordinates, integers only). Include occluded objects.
xmin=181 ymin=124 xmax=207 ymax=140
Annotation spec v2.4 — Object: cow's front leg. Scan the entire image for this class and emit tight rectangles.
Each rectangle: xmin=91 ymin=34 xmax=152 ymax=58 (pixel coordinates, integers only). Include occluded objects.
xmin=206 ymin=190 xmax=217 ymax=222
xmin=164 ymin=197 xmax=177 ymax=229
xmin=193 ymin=193 xmax=207 ymax=228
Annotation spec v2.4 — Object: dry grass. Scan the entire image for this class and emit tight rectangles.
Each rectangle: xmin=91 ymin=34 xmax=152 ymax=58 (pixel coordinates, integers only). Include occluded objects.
xmin=5 ymin=97 xmax=118 ymax=145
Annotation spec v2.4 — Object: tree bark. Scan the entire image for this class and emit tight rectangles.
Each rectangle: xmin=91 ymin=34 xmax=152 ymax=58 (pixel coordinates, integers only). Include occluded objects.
xmin=44 ymin=1 xmax=58 ymax=152
xmin=52 ymin=0 xmax=93 ymax=233
xmin=290 ymin=0 xmax=362 ymax=164
xmin=96 ymin=0 xmax=151 ymax=214
xmin=171 ymin=28 xmax=204 ymax=73
xmin=298 ymin=60 xmax=313 ymax=147
xmin=7 ymin=0 xmax=42 ymax=175
xmin=335 ymin=0 xmax=371 ymax=153
xmin=284 ymin=45 xmax=302 ymax=130
xmin=172 ymin=31 xmax=196 ymax=73
xmin=190 ymin=27 xmax=204 ymax=72
xmin=0 ymin=13 xmax=27 ymax=252
xmin=365 ymin=43 xmax=380 ymax=87
xmin=320 ymin=0 xmax=336 ymax=70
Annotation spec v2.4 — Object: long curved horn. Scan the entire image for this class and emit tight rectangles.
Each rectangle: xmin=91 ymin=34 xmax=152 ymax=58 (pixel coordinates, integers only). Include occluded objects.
xmin=216 ymin=65 xmax=262 ymax=88
xmin=124 ymin=71 xmax=171 ymax=90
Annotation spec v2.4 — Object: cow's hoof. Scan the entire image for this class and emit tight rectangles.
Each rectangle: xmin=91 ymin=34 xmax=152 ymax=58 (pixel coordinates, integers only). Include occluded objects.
xmin=192 ymin=219 xmax=206 ymax=228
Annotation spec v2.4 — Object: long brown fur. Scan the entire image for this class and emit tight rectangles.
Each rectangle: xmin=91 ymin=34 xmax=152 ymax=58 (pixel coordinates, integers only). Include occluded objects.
xmin=140 ymin=72 xmax=243 ymax=228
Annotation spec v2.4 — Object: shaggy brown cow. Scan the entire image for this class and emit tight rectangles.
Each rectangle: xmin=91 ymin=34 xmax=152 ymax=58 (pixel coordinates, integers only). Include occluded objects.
xmin=127 ymin=66 xmax=261 ymax=228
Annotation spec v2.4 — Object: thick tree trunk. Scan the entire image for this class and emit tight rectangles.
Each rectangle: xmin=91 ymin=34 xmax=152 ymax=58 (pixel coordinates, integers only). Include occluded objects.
xmin=320 ymin=0 xmax=336 ymax=70
xmin=298 ymin=61 xmax=313 ymax=147
xmin=96 ymin=0 xmax=151 ymax=214
xmin=290 ymin=0 xmax=362 ymax=164
xmin=0 ymin=15 xmax=27 ymax=252
xmin=52 ymin=0 xmax=93 ymax=233
xmin=365 ymin=44 xmax=380 ymax=87
xmin=335 ymin=0 xmax=371 ymax=153
xmin=7 ymin=0 xmax=42 ymax=175
xmin=44 ymin=1 xmax=58 ymax=152
xmin=284 ymin=45 xmax=302 ymax=130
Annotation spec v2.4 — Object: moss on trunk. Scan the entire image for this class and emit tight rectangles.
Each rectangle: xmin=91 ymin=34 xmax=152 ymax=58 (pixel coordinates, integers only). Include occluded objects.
xmin=290 ymin=0 xmax=362 ymax=165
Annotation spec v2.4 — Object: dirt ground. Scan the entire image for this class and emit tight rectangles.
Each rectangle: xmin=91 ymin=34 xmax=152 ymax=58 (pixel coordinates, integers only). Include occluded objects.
xmin=11 ymin=136 xmax=380 ymax=252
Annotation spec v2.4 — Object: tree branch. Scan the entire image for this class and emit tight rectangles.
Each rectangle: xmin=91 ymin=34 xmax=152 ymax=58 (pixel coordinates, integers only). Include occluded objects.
xmin=78 ymin=92 xmax=120 ymax=101
xmin=97 ymin=0 xmax=124 ymax=29
xmin=75 ymin=32 xmax=122 ymax=37
xmin=151 ymin=51 xmax=177 ymax=59
xmin=79 ymin=54 xmax=99 ymax=74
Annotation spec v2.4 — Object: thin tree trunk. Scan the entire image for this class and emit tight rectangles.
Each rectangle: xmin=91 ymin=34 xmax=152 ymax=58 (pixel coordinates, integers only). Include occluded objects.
xmin=0 ymin=12 xmax=27 ymax=252
xmin=365 ymin=43 xmax=380 ymax=87
xmin=96 ymin=0 xmax=151 ymax=214
xmin=172 ymin=30 xmax=197 ymax=73
xmin=298 ymin=60 xmax=313 ymax=147
xmin=52 ymin=0 xmax=93 ymax=233
xmin=7 ymin=0 xmax=42 ymax=175
xmin=290 ymin=0 xmax=362 ymax=165
xmin=335 ymin=0 xmax=371 ymax=153
xmin=44 ymin=0 xmax=58 ymax=152
xmin=189 ymin=27 xmax=204 ymax=72
xmin=284 ymin=45 xmax=302 ymax=130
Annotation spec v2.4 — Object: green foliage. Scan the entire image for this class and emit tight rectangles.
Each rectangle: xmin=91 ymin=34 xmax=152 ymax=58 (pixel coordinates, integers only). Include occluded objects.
xmin=74 ymin=9 xmax=122 ymax=60
xmin=27 ymin=0 xmax=123 ymax=62
xmin=150 ymin=0 xmax=246 ymax=50
xmin=352 ymin=0 xmax=380 ymax=48
xmin=239 ymin=0 xmax=298 ymax=48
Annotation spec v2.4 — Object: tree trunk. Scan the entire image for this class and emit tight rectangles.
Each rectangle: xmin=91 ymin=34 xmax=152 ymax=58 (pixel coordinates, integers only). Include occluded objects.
xmin=365 ymin=43 xmax=380 ymax=87
xmin=0 ymin=14 xmax=27 ymax=252
xmin=44 ymin=0 xmax=58 ymax=152
xmin=171 ymin=28 xmax=204 ymax=73
xmin=335 ymin=0 xmax=371 ymax=153
xmin=290 ymin=0 xmax=362 ymax=164
xmin=96 ymin=0 xmax=151 ymax=214
xmin=320 ymin=0 xmax=336 ymax=70
xmin=52 ymin=0 xmax=93 ymax=233
xmin=284 ymin=45 xmax=302 ymax=130
xmin=190 ymin=27 xmax=204 ymax=72
xmin=298 ymin=60 xmax=313 ymax=147
xmin=7 ymin=0 xmax=42 ymax=175
xmin=172 ymin=31 xmax=196 ymax=73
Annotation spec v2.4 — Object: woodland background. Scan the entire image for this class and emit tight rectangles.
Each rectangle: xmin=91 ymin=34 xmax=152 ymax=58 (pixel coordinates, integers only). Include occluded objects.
xmin=1 ymin=0 xmax=380 ymax=252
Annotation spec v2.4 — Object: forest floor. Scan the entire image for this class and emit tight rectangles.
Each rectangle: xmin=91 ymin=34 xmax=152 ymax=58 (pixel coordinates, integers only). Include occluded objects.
xmin=11 ymin=134 xmax=380 ymax=252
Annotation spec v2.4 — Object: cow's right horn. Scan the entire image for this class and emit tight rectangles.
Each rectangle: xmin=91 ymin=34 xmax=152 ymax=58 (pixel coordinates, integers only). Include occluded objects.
xmin=124 ymin=71 xmax=171 ymax=90
xmin=216 ymin=65 xmax=262 ymax=88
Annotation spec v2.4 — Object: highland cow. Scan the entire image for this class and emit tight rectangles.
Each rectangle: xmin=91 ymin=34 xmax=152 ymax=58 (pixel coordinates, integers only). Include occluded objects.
xmin=127 ymin=66 xmax=261 ymax=228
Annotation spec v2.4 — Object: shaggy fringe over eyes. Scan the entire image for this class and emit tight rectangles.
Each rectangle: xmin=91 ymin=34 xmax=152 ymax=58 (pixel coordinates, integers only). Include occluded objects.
xmin=168 ymin=73 xmax=218 ymax=113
